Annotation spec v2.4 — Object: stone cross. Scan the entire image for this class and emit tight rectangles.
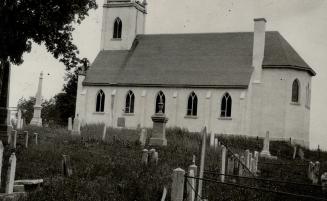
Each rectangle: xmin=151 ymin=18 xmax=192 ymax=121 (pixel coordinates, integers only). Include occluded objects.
xmin=30 ymin=72 xmax=43 ymax=127
xmin=62 ymin=155 xmax=73 ymax=177
xmin=24 ymin=131 xmax=29 ymax=148
xmin=5 ymin=153 xmax=17 ymax=194
xmin=68 ymin=117 xmax=73 ymax=131
xmin=171 ymin=168 xmax=185 ymax=201
xmin=141 ymin=149 xmax=148 ymax=165
xmin=0 ymin=141 xmax=3 ymax=186
xmin=16 ymin=110 xmax=22 ymax=129
xmin=72 ymin=115 xmax=81 ymax=135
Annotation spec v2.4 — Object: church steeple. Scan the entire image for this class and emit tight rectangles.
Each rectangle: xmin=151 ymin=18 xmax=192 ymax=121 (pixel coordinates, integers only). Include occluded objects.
xmin=100 ymin=0 xmax=147 ymax=50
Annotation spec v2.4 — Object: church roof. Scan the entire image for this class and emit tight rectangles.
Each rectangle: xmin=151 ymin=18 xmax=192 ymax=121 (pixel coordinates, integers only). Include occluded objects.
xmin=83 ymin=31 xmax=315 ymax=88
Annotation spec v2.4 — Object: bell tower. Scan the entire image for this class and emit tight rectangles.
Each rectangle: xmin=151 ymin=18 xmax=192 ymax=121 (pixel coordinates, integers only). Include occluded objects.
xmin=100 ymin=0 xmax=147 ymax=50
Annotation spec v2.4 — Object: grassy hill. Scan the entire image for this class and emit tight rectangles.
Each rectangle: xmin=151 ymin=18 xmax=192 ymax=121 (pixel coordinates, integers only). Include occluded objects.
xmin=1 ymin=125 xmax=326 ymax=201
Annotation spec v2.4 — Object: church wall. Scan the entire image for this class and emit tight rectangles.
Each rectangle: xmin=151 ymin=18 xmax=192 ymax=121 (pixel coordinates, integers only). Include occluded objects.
xmin=81 ymin=86 xmax=246 ymax=135
xmin=252 ymin=68 xmax=312 ymax=146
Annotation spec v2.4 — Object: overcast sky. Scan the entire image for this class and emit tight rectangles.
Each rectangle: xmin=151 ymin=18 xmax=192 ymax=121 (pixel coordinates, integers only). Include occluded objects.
xmin=9 ymin=0 xmax=327 ymax=149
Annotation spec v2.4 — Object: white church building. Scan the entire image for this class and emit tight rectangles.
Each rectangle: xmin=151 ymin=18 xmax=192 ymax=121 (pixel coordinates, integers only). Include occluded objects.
xmin=75 ymin=0 xmax=316 ymax=146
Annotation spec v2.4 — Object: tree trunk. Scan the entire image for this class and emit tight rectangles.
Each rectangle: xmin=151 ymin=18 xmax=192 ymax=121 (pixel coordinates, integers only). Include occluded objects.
xmin=0 ymin=58 xmax=11 ymax=145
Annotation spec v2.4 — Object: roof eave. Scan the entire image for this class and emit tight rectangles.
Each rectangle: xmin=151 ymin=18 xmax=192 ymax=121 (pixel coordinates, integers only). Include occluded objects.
xmin=262 ymin=65 xmax=316 ymax=76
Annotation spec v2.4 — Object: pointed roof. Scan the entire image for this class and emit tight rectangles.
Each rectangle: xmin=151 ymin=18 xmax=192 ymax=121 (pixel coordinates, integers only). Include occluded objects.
xmin=84 ymin=31 xmax=315 ymax=88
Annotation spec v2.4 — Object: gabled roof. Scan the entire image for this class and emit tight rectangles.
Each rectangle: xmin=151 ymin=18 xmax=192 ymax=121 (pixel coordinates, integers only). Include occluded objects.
xmin=84 ymin=31 xmax=315 ymax=88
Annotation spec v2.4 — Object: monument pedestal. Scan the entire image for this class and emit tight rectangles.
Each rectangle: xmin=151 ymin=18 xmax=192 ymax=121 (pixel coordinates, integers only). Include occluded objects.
xmin=149 ymin=113 xmax=168 ymax=146
xmin=30 ymin=106 xmax=42 ymax=127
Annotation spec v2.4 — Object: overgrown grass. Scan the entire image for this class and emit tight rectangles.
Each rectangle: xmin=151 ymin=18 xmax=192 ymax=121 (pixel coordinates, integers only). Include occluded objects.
xmin=1 ymin=125 xmax=325 ymax=201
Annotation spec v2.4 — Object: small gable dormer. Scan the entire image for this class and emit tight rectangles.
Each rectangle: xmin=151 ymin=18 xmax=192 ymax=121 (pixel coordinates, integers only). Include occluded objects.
xmin=100 ymin=0 xmax=147 ymax=50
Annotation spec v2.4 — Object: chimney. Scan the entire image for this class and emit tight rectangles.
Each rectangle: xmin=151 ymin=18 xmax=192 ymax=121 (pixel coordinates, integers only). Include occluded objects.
xmin=252 ymin=18 xmax=266 ymax=83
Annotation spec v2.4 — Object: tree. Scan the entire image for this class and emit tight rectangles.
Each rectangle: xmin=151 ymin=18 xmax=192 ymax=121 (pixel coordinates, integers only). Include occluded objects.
xmin=0 ymin=0 xmax=97 ymax=129
xmin=17 ymin=97 xmax=36 ymax=124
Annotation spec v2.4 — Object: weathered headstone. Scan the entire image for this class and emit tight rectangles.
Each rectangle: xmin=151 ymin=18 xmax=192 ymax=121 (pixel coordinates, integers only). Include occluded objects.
xmin=210 ymin=132 xmax=214 ymax=147
xmin=308 ymin=161 xmax=314 ymax=181
xmin=220 ymin=145 xmax=227 ymax=182
xmin=139 ymin=128 xmax=147 ymax=146
xmin=312 ymin=161 xmax=320 ymax=184
xmin=251 ymin=157 xmax=256 ymax=173
xmin=68 ymin=117 xmax=73 ymax=131
xmin=141 ymin=149 xmax=148 ymax=165
xmin=5 ymin=153 xmax=17 ymax=194
xmin=11 ymin=130 xmax=17 ymax=149
xmin=149 ymin=102 xmax=168 ymax=146
xmin=0 ymin=141 xmax=3 ymax=185
xmin=16 ymin=110 xmax=22 ymax=130
xmin=152 ymin=151 xmax=159 ymax=165
xmin=245 ymin=150 xmax=250 ymax=168
xmin=321 ymin=172 xmax=327 ymax=192
xmin=214 ymin=138 xmax=218 ymax=150
xmin=248 ymin=153 xmax=253 ymax=171
xmin=171 ymin=168 xmax=185 ymax=201
xmin=227 ymin=157 xmax=234 ymax=175
xmin=62 ymin=155 xmax=73 ymax=177
xmin=34 ymin=133 xmax=38 ymax=145
xmin=260 ymin=131 xmax=272 ymax=158
xmin=233 ymin=154 xmax=239 ymax=176
xmin=72 ymin=115 xmax=81 ymax=135
xmin=254 ymin=151 xmax=259 ymax=173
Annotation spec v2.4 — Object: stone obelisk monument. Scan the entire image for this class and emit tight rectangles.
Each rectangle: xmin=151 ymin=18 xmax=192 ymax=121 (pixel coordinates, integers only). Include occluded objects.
xmin=30 ymin=72 xmax=43 ymax=126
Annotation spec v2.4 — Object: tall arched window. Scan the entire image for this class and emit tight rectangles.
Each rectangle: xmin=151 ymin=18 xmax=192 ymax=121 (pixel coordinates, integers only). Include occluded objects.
xmin=292 ymin=79 xmax=300 ymax=103
xmin=187 ymin=92 xmax=198 ymax=116
xmin=155 ymin=91 xmax=165 ymax=113
xmin=96 ymin=90 xmax=105 ymax=112
xmin=220 ymin=93 xmax=232 ymax=117
xmin=113 ymin=17 xmax=122 ymax=39
xmin=125 ymin=90 xmax=135 ymax=113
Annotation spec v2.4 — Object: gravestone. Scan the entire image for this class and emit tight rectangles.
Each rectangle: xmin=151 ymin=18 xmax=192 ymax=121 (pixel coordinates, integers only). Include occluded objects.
xmin=214 ymin=138 xmax=218 ymax=150
xmin=68 ymin=117 xmax=73 ymax=131
xmin=171 ymin=168 xmax=185 ymax=201
xmin=20 ymin=119 xmax=24 ymax=129
xmin=11 ymin=130 xmax=17 ymax=149
xmin=312 ymin=161 xmax=320 ymax=184
xmin=220 ymin=145 xmax=227 ymax=182
xmin=16 ymin=110 xmax=22 ymax=130
xmin=149 ymin=102 xmax=168 ymax=146
xmin=30 ymin=72 xmax=43 ymax=126
xmin=210 ymin=132 xmax=215 ymax=147
xmin=298 ymin=148 xmax=304 ymax=160
xmin=254 ymin=151 xmax=259 ymax=173
xmin=139 ymin=128 xmax=147 ymax=146
xmin=308 ymin=161 xmax=314 ymax=181
xmin=239 ymin=156 xmax=245 ymax=176
xmin=245 ymin=150 xmax=250 ymax=168
xmin=227 ymin=157 xmax=234 ymax=175
xmin=141 ymin=149 xmax=148 ymax=165
xmin=62 ymin=155 xmax=73 ymax=177
xmin=248 ymin=153 xmax=253 ymax=171
xmin=5 ymin=153 xmax=17 ymax=194
xmin=260 ymin=131 xmax=271 ymax=158
xmin=72 ymin=115 xmax=81 ymax=135
xmin=188 ymin=155 xmax=198 ymax=178
xmin=102 ymin=124 xmax=107 ymax=141
xmin=34 ymin=133 xmax=38 ymax=145
xmin=152 ymin=151 xmax=159 ymax=165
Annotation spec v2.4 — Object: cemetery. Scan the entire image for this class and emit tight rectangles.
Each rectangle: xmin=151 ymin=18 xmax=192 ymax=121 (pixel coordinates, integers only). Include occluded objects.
xmin=0 ymin=122 xmax=326 ymax=200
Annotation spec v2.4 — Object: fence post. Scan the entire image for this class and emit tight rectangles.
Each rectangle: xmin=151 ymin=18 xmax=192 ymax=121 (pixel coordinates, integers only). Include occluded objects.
xmin=24 ymin=131 xmax=29 ymax=148
xmin=171 ymin=168 xmax=185 ymax=201
xmin=5 ymin=153 xmax=16 ymax=194
xmin=0 ymin=141 xmax=3 ymax=186
xmin=197 ymin=127 xmax=207 ymax=200
xmin=187 ymin=169 xmax=196 ymax=201
xmin=220 ymin=145 xmax=226 ymax=182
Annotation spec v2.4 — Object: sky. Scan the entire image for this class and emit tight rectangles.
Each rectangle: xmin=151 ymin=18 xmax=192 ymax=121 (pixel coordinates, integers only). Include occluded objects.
xmin=9 ymin=0 xmax=327 ymax=149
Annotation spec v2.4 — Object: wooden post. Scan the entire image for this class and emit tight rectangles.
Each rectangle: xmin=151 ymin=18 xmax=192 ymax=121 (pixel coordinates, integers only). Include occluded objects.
xmin=62 ymin=155 xmax=73 ymax=177
xmin=0 ymin=141 xmax=3 ymax=186
xmin=5 ymin=153 xmax=16 ymax=194
xmin=24 ymin=131 xmax=29 ymax=148
xmin=171 ymin=168 xmax=185 ymax=201
xmin=34 ymin=132 xmax=38 ymax=145
xmin=187 ymin=169 xmax=196 ymax=201
xmin=220 ymin=145 xmax=227 ymax=182
xmin=197 ymin=127 xmax=207 ymax=200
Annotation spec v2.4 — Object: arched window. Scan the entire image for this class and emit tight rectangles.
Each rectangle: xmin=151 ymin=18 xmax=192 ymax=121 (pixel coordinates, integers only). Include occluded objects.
xmin=113 ymin=17 xmax=122 ymax=39
xmin=187 ymin=92 xmax=198 ymax=116
xmin=155 ymin=91 xmax=165 ymax=113
xmin=292 ymin=79 xmax=300 ymax=103
xmin=96 ymin=90 xmax=105 ymax=112
xmin=220 ymin=93 xmax=232 ymax=117
xmin=125 ymin=90 xmax=135 ymax=113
